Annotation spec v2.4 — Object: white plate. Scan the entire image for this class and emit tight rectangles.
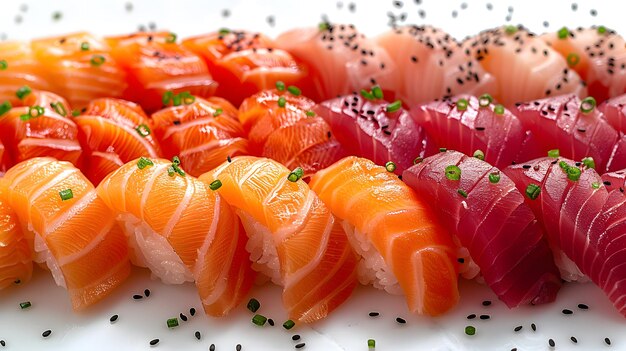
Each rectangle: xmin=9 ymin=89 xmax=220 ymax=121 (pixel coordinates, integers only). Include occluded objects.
xmin=0 ymin=1 xmax=625 ymax=350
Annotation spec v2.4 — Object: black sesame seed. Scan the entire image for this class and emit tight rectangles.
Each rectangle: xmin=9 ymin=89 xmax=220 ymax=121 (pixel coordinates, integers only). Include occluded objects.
xmin=457 ymin=258 xmax=465 ymax=263
xmin=590 ymin=9 xmax=597 ymax=16
xmin=522 ymin=165 xmax=531 ymax=169
xmin=268 ymin=318 xmax=275 ymax=326
xmin=180 ymin=313 xmax=188 ymax=321
xmin=605 ymin=337 xmax=611 ymax=345
xmin=467 ymin=314 xmax=476 ymax=319
xmin=604 ymin=181 xmax=612 ymax=186
xmin=110 ymin=314 xmax=119 ymax=323
xmin=396 ymin=317 xmax=407 ymax=324
xmin=150 ymin=338 xmax=159 ymax=346
xmin=479 ymin=314 xmax=490 ymax=320
xmin=571 ymin=336 xmax=578 ymax=343
xmin=210 ymin=344 xmax=216 ymax=351
xmin=562 ymin=309 xmax=573 ymax=315
xmin=292 ymin=335 xmax=301 ymax=341
xmin=195 ymin=331 xmax=201 ymax=340
xmin=133 ymin=294 xmax=143 ymax=300
xmin=482 ymin=300 xmax=492 ymax=306
xmin=190 ymin=307 xmax=196 ymax=316
xmin=531 ymin=323 xmax=537 ymax=331
xmin=578 ymin=303 xmax=589 ymax=310
xmin=295 ymin=343 xmax=305 ymax=349
xmin=549 ymin=338 xmax=555 ymax=347
xmin=42 ymin=330 xmax=52 ymax=338
xmin=236 ymin=344 xmax=242 ymax=351
xmin=571 ymin=3 xmax=578 ymax=11
xmin=514 ymin=325 xmax=523 ymax=332
xmin=173 ymin=120 xmax=181 ymax=125
xmin=369 ymin=312 xmax=380 ymax=317
xmin=0 ymin=340 xmax=4 ymax=347
xmin=144 ymin=289 xmax=151 ymax=297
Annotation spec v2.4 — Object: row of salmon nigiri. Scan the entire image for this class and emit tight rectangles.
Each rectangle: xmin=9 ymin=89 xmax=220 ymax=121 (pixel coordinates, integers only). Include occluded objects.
xmin=1 ymin=24 xmax=624 ymax=114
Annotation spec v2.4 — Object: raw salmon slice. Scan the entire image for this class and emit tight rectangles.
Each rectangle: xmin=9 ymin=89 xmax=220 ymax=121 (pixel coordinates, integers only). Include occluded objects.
xmin=403 ymin=151 xmax=561 ymax=307
xmin=199 ymin=156 xmax=358 ymax=322
xmin=376 ymin=25 xmax=497 ymax=106
xmin=151 ymin=96 xmax=249 ymax=177
xmin=184 ymin=30 xmax=308 ymax=106
xmin=314 ymin=92 xmax=433 ymax=174
xmin=31 ymin=32 xmax=127 ymax=109
xmin=310 ymin=156 xmax=459 ymax=315
xmin=2 ymin=157 xmax=131 ymax=309
xmin=462 ymin=26 xmax=587 ymax=106
xmin=0 ymin=41 xmax=52 ymax=93
xmin=0 ymin=186 xmax=32 ymax=290
xmin=541 ymin=27 xmax=626 ymax=102
xmin=76 ymin=98 xmax=162 ymax=184
xmin=97 ymin=158 xmax=255 ymax=316
xmin=106 ymin=32 xmax=217 ymax=112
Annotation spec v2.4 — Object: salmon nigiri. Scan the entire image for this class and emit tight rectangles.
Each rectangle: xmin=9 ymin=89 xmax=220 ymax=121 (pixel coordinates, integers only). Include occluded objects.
xmin=151 ymin=96 xmax=249 ymax=177
xmin=0 ymin=41 xmax=52 ymax=93
xmin=199 ymin=156 xmax=358 ymax=322
xmin=462 ymin=26 xmax=587 ymax=106
xmin=239 ymin=89 xmax=345 ymax=177
xmin=184 ymin=30 xmax=309 ymax=106
xmin=0 ymin=88 xmax=82 ymax=167
xmin=97 ymin=157 xmax=255 ymax=316
xmin=310 ymin=156 xmax=460 ymax=316
xmin=0 ymin=187 xmax=32 ymax=290
xmin=403 ymin=151 xmax=561 ymax=307
xmin=107 ymin=32 xmax=217 ymax=112
xmin=31 ymin=32 xmax=127 ymax=109
xmin=1 ymin=158 xmax=131 ymax=309
xmin=76 ymin=98 xmax=162 ymax=184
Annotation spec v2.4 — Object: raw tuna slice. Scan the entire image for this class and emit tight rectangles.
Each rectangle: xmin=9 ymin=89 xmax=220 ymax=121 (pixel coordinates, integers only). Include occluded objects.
xmin=403 ymin=150 xmax=561 ymax=307
xmin=314 ymin=92 xmax=434 ymax=174
xmin=601 ymin=169 xmax=626 ymax=192
xmin=505 ymin=157 xmax=626 ymax=316
xmin=376 ymin=25 xmax=496 ymax=106
xmin=599 ymin=94 xmax=626 ymax=133
xmin=412 ymin=95 xmax=526 ymax=169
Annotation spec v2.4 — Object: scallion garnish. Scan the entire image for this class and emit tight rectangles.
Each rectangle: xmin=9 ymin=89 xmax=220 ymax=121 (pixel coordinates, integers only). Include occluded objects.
xmin=0 ymin=59 xmax=7 ymax=70
xmin=137 ymin=157 xmax=154 ymax=169
xmin=50 ymin=102 xmax=67 ymax=116
xmin=168 ymin=156 xmax=185 ymax=177
xmin=413 ymin=157 xmax=423 ymax=165
xmin=287 ymin=85 xmax=301 ymax=96
xmin=473 ymin=150 xmax=485 ymax=160
xmin=282 ymin=319 xmax=295 ymax=330
xmin=213 ymin=108 xmax=223 ymax=117
xmin=0 ymin=101 xmax=11 ymax=116
xmin=385 ymin=100 xmax=402 ymax=113
xmin=465 ymin=325 xmax=476 ymax=336
xmin=165 ymin=32 xmax=177 ymax=43
xmin=209 ymin=180 xmax=222 ymax=190
xmin=439 ymin=147 xmax=447 ymax=152
xmin=162 ymin=91 xmax=174 ymax=105
xmin=166 ymin=318 xmax=179 ymax=328
xmin=218 ymin=28 xmax=231 ymax=35
xmin=557 ymin=27 xmax=570 ymax=39
xmin=247 ymin=298 xmax=260 ymax=313
xmin=456 ymin=98 xmax=469 ymax=111
xmin=277 ymin=96 xmax=286 ymax=108
xmin=16 ymin=85 xmax=32 ymax=99
xmin=306 ymin=110 xmax=315 ymax=117
xmin=445 ymin=165 xmax=461 ymax=181
xmin=319 ymin=22 xmax=330 ymax=31
xmin=582 ymin=157 xmax=595 ymax=169
xmin=275 ymin=81 xmax=285 ymax=91
xmin=90 ymin=55 xmax=106 ymax=66
xmin=592 ymin=182 xmax=600 ymax=189
xmin=494 ymin=104 xmax=505 ymax=115
xmin=385 ymin=161 xmax=396 ymax=172
xmin=547 ymin=149 xmax=560 ymax=158
xmin=181 ymin=92 xmax=195 ymax=105
xmin=597 ymin=25 xmax=607 ymax=34
xmin=172 ymin=156 xmax=181 ymax=166
xmin=372 ymin=85 xmax=383 ymax=99
xmin=525 ymin=184 xmax=541 ymax=200
xmin=19 ymin=301 xmax=31 ymax=309
xmin=252 ymin=314 xmax=267 ymax=326
xmin=566 ymin=166 xmax=581 ymax=181
xmin=580 ymin=97 xmax=596 ymax=113
xmin=478 ymin=93 xmax=493 ymax=107
xmin=360 ymin=89 xmax=374 ymax=100
xmin=457 ymin=189 xmax=468 ymax=198
xmin=72 ymin=109 xmax=80 ymax=117
xmin=135 ymin=124 xmax=151 ymax=137
xmin=488 ymin=172 xmax=500 ymax=184
xmin=20 ymin=105 xmax=45 ymax=121
xmin=80 ymin=42 xmax=90 ymax=51
xmin=504 ymin=25 xmax=517 ymax=35
xmin=567 ymin=53 xmax=580 ymax=66
xmin=59 ymin=188 xmax=73 ymax=201
xmin=287 ymin=167 xmax=304 ymax=182
xmin=368 ymin=339 xmax=376 ymax=348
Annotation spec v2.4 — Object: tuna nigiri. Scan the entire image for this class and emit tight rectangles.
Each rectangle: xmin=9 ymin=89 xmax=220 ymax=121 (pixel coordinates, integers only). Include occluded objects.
xmin=310 ymin=156 xmax=460 ymax=315
xmin=0 ymin=187 xmax=32 ymax=290
xmin=403 ymin=151 xmax=561 ymax=307
xmin=314 ymin=92 xmax=433 ymax=174
xmin=412 ymin=95 xmax=526 ymax=169
xmin=1 ymin=157 xmax=131 ymax=309
xmin=76 ymin=98 xmax=162 ymax=184
xmin=97 ymin=157 xmax=255 ymax=316
xmin=151 ymin=96 xmax=249 ymax=177
xmin=199 ymin=156 xmax=358 ymax=322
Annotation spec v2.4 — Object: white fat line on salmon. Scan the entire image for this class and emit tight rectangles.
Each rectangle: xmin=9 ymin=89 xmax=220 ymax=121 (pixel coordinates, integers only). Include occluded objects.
xmin=266 ymin=181 xmax=316 ymax=242
xmin=91 ymin=118 xmax=159 ymax=157
xmin=29 ymin=168 xmax=77 ymax=204
xmin=139 ymin=163 xmax=169 ymax=220
xmin=91 ymin=151 xmax=123 ymax=167
xmin=179 ymin=139 xmax=234 ymax=157
xmin=161 ymin=175 xmax=194 ymax=238
xmin=162 ymin=117 xmax=222 ymax=139
xmin=116 ymin=162 xmax=136 ymax=211
xmin=57 ymin=217 xmax=113 ymax=267
xmin=209 ymin=156 xmax=234 ymax=178
xmin=45 ymin=189 xmax=98 ymax=236
xmin=19 ymin=138 xmax=82 ymax=152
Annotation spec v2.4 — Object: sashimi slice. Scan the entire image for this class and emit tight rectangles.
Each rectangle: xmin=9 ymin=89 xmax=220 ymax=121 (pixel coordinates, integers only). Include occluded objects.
xmin=76 ymin=98 xmax=162 ymax=184
xmin=310 ymin=156 xmax=459 ymax=315
xmin=97 ymin=158 xmax=255 ymax=316
xmin=276 ymin=23 xmax=398 ymax=101
xmin=184 ymin=30 xmax=308 ymax=106
xmin=462 ymin=26 xmax=587 ymax=106
xmin=198 ymin=156 xmax=358 ymax=322
xmin=314 ymin=93 xmax=434 ymax=174
xmin=0 ymin=186 xmax=32 ymax=290
xmin=151 ymin=96 xmax=249 ymax=177
xmin=403 ymin=151 xmax=561 ymax=307
xmin=542 ymin=27 xmax=626 ymax=102
xmin=602 ymin=168 xmax=626 ymax=192
xmin=31 ymin=32 xmax=127 ymax=109
xmin=599 ymin=94 xmax=626 ymax=133
xmin=376 ymin=25 xmax=497 ymax=106
xmin=412 ymin=95 xmax=526 ymax=169
xmin=0 ymin=88 xmax=72 ymax=115
xmin=106 ymin=32 xmax=217 ymax=112
xmin=0 ymin=41 xmax=52 ymax=93
xmin=2 ymin=157 xmax=131 ymax=309
xmin=513 ymin=94 xmax=620 ymax=171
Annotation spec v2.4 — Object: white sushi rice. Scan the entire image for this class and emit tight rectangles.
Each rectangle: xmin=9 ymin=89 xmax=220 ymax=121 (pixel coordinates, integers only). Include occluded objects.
xmin=33 ymin=233 xmax=66 ymax=288
xmin=118 ymin=213 xmax=193 ymax=284
xmin=553 ymin=248 xmax=588 ymax=283
xmin=237 ymin=210 xmax=282 ymax=286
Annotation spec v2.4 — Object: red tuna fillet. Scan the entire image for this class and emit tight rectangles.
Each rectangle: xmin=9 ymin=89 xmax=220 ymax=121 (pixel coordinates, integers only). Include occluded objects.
xmin=314 ymin=92 xmax=435 ymax=174
xmin=412 ymin=95 xmax=526 ymax=169
xmin=602 ymin=169 xmax=626 ymax=193
xmin=599 ymin=94 xmax=626 ymax=133
xmin=403 ymin=150 xmax=561 ymax=307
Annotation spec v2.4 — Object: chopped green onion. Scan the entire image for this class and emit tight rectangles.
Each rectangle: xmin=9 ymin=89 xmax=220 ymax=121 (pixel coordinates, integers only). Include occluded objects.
xmin=180 ymin=92 xmax=195 ymax=105
xmin=135 ymin=124 xmax=151 ymax=137
xmin=59 ymin=188 xmax=73 ymax=201
xmin=445 ymin=165 xmax=461 ymax=181
xmin=277 ymin=96 xmax=286 ymax=108
xmin=580 ymin=97 xmax=596 ymax=113
xmin=439 ymin=147 xmax=447 ymax=152
xmin=166 ymin=318 xmax=179 ymax=328
xmin=597 ymin=25 xmax=607 ymax=34
xmin=162 ymin=91 xmax=174 ymax=105
xmin=80 ymin=42 xmax=90 ymax=51
xmin=360 ymin=89 xmax=375 ymax=100
xmin=306 ymin=110 xmax=315 ymax=117
xmin=247 ymin=298 xmax=260 ymax=313
xmin=478 ymin=94 xmax=493 ymax=107
xmin=547 ymin=149 xmax=560 ymax=158
xmin=213 ymin=108 xmax=223 ymax=117
xmin=582 ymin=157 xmax=595 ymax=169
xmin=368 ymin=339 xmax=376 ymax=348
xmin=557 ymin=27 xmax=570 ymax=39
xmin=504 ymin=25 xmax=517 ymax=35
xmin=252 ymin=314 xmax=267 ymax=326
xmin=385 ymin=100 xmax=402 ymax=113
xmin=172 ymin=156 xmax=181 ymax=166
xmin=592 ymin=182 xmax=600 ymax=189
xmin=72 ymin=109 xmax=81 ymax=117
xmin=456 ymin=98 xmax=469 ymax=111
xmin=19 ymin=301 xmax=31 ymax=309
xmin=50 ymin=102 xmax=67 ymax=116
xmin=473 ymin=150 xmax=485 ymax=160
xmin=165 ymin=32 xmax=177 ymax=43
xmin=488 ymin=172 xmax=500 ymax=184
xmin=413 ymin=157 xmax=423 ymax=165
xmin=287 ymin=86 xmax=301 ymax=96
xmin=0 ymin=101 xmax=12 ymax=116
xmin=0 ymin=59 xmax=7 ymax=70
xmin=209 ymin=179 xmax=222 ymax=191
xmin=20 ymin=105 xmax=45 ymax=121
xmin=16 ymin=85 xmax=32 ymax=99
xmin=282 ymin=319 xmax=295 ymax=330
xmin=137 ymin=157 xmax=154 ymax=169
xmin=494 ymin=104 xmax=505 ymax=115
xmin=385 ymin=161 xmax=396 ymax=173
xmin=559 ymin=160 xmax=569 ymax=170
xmin=457 ymin=189 xmax=468 ymax=198
xmin=90 ymin=55 xmax=105 ymax=66
xmin=218 ymin=28 xmax=231 ymax=35
xmin=275 ymin=81 xmax=285 ymax=91
xmin=319 ymin=22 xmax=330 ymax=31
xmin=372 ymin=85 xmax=383 ymax=99
xmin=525 ymin=184 xmax=541 ymax=200
xmin=465 ymin=325 xmax=476 ymax=336
xmin=287 ymin=167 xmax=304 ymax=182
xmin=567 ymin=166 xmax=581 ymax=181
xmin=567 ymin=53 xmax=580 ymax=67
